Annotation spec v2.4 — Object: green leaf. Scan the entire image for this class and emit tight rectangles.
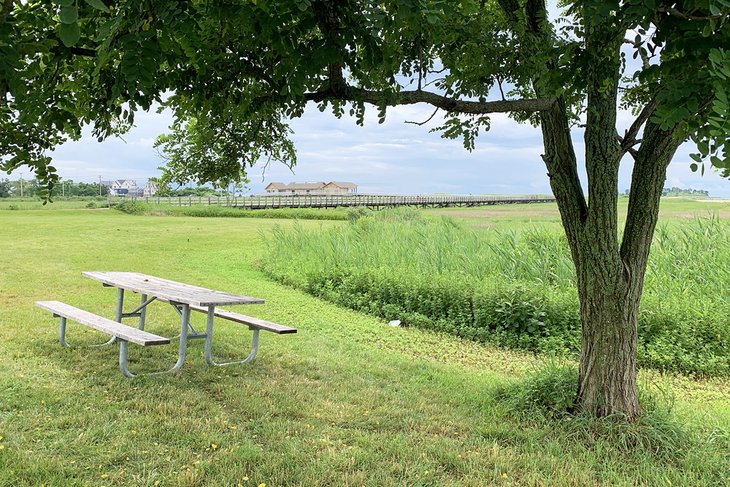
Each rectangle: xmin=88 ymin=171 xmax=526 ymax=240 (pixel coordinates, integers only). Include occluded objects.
xmin=52 ymin=0 xmax=73 ymax=6
xmin=59 ymin=6 xmax=78 ymax=24
xmin=690 ymin=162 xmax=698 ymax=172
xmin=58 ymin=22 xmax=80 ymax=47
xmin=84 ymin=0 xmax=110 ymax=12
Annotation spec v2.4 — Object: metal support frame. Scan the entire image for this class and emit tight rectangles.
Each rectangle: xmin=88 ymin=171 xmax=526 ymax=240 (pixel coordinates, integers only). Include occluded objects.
xmin=169 ymin=302 xmax=206 ymax=338
xmin=58 ymin=316 xmax=70 ymax=347
xmin=93 ymin=288 xmax=126 ymax=346
xmin=118 ymin=303 xmax=190 ymax=377
xmin=204 ymin=305 xmax=260 ymax=366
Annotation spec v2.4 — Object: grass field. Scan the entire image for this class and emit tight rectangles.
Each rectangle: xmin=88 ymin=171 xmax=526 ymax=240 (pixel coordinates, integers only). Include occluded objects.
xmin=1 ymin=201 xmax=729 ymax=486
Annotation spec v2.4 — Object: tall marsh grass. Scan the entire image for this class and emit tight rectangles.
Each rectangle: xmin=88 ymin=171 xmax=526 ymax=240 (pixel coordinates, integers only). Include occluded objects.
xmin=262 ymin=208 xmax=730 ymax=375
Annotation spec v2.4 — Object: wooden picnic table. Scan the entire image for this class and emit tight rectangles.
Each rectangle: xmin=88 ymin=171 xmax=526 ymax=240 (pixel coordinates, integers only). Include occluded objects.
xmin=36 ymin=272 xmax=295 ymax=377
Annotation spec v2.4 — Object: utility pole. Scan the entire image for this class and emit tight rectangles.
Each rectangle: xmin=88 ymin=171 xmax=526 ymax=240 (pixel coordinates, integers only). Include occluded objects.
xmin=99 ymin=175 xmax=102 ymax=196
xmin=19 ymin=174 xmax=24 ymax=198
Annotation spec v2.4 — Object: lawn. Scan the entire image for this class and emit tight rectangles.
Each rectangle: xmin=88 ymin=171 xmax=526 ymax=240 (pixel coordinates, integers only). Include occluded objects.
xmin=0 ymin=203 xmax=729 ymax=486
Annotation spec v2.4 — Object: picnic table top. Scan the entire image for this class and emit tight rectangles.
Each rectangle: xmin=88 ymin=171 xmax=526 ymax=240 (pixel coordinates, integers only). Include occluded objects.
xmin=83 ymin=271 xmax=265 ymax=307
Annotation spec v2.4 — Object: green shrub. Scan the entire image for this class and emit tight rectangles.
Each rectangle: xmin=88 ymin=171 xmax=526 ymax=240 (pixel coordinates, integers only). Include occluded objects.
xmin=493 ymin=362 xmax=578 ymax=418
xmin=347 ymin=207 xmax=373 ymax=222
xmin=114 ymin=200 xmax=149 ymax=215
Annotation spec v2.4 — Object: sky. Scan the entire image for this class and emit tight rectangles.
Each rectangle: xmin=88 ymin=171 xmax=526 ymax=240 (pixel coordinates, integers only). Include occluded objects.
xmin=25 ymin=101 xmax=728 ymax=198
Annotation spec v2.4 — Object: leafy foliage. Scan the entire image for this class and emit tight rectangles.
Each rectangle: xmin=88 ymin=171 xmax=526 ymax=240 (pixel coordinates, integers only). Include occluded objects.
xmin=153 ymin=115 xmax=294 ymax=190
xmin=2 ymin=0 xmax=728 ymax=189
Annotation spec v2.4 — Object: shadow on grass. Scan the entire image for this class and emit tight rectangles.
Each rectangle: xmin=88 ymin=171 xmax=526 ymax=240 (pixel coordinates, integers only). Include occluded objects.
xmin=490 ymin=360 xmax=730 ymax=465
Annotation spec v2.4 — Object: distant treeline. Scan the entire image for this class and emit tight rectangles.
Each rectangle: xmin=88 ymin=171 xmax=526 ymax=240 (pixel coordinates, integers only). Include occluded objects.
xmin=0 ymin=178 xmax=232 ymax=198
xmin=662 ymin=187 xmax=709 ymax=196
xmin=0 ymin=178 xmax=108 ymax=197
xmin=623 ymin=186 xmax=710 ymax=197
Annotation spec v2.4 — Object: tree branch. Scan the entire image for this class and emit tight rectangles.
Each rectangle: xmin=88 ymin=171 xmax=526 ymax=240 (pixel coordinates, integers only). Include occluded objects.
xmin=405 ymin=107 xmax=439 ymax=126
xmin=623 ymin=38 xmax=650 ymax=69
xmin=658 ymin=7 xmax=729 ymax=21
xmin=70 ymin=47 xmax=97 ymax=57
xmin=619 ymin=97 xmax=658 ymax=156
xmin=303 ymin=87 xmax=552 ymax=114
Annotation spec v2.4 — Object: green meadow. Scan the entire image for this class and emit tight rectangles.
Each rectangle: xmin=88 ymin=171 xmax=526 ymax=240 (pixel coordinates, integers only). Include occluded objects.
xmin=1 ymin=199 xmax=729 ymax=486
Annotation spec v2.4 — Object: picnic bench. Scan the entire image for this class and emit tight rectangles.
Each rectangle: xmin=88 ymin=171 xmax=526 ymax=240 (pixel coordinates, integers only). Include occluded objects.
xmin=35 ymin=272 xmax=296 ymax=377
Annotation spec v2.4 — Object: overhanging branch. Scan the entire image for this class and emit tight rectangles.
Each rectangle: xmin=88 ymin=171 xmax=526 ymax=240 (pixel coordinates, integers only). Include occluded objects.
xmin=303 ymin=87 xmax=553 ymax=115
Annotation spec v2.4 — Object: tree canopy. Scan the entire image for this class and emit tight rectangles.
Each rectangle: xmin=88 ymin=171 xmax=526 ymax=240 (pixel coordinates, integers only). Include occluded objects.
xmin=1 ymin=0 xmax=728 ymax=191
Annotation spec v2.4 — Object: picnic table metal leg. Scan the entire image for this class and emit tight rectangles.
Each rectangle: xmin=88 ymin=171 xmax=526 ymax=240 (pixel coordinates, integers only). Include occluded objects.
xmin=117 ymin=304 xmax=190 ymax=378
xmin=58 ymin=316 xmax=70 ymax=347
xmin=138 ymin=294 xmax=147 ymax=330
xmin=169 ymin=302 xmax=205 ymax=338
xmin=204 ymin=306 xmax=260 ymax=366
xmin=119 ymin=340 xmax=135 ymax=378
xmin=170 ymin=303 xmax=190 ymax=371
xmin=94 ymin=288 xmax=125 ymax=347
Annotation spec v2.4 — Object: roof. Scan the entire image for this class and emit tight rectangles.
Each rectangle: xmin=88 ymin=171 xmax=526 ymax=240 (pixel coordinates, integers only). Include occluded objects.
xmin=266 ymin=181 xmax=357 ymax=191
xmin=326 ymin=181 xmax=357 ymax=189
xmin=111 ymin=179 xmax=138 ymax=187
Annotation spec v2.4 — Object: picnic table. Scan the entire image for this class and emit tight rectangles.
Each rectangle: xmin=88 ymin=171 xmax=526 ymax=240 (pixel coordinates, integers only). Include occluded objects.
xmin=36 ymin=271 xmax=296 ymax=377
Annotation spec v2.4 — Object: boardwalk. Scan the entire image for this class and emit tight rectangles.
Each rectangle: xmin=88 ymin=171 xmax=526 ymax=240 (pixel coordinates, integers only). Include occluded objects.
xmin=134 ymin=194 xmax=556 ymax=209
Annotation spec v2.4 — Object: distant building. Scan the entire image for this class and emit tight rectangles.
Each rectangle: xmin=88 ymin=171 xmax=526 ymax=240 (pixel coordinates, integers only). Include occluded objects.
xmin=143 ymin=181 xmax=158 ymax=197
xmin=324 ymin=182 xmax=357 ymax=194
xmin=109 ymin=179 xmax=139 ymax=196
xmin=265 ymin=181 xmax=358 ymax=195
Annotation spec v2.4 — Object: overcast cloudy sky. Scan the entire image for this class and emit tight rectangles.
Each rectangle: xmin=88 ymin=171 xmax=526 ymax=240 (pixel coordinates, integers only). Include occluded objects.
xmin=28 ymin=101 xmax=727 ymax=197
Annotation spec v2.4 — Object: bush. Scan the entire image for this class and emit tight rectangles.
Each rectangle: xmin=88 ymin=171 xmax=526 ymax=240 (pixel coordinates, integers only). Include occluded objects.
xmin=347 ymin=207 xmax=373 ymax=222
xmin=114 ymin=200 xmax=149 ymax=215
xmin=493 ymin=362 xmax=578 ymax=418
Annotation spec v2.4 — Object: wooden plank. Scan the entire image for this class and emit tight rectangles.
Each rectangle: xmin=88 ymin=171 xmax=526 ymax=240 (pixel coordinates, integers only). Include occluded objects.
xmin=82 ymin=272 xmax=265 ymax=307
xmin=35 ymin=301 xmax=170 ymax=346
xmin=188 ymin=305 xmax=297 ymax=334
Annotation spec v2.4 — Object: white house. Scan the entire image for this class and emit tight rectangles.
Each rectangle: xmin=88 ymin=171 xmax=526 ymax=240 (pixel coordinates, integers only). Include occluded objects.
xmin=109 ymin=179 xmax=139 ymax=196
xmin=143 ymin=181 xmax=158 ymax=197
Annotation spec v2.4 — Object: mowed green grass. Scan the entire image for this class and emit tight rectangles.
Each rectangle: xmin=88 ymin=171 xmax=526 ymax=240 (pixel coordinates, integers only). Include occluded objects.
xmin=0 ymin=206 xmax=729 ymax=486
xmin=425 ymin=196 xmax=730 ymax=230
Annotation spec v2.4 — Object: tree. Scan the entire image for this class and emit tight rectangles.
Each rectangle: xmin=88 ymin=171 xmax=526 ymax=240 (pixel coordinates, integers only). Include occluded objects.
xmin=0 ymin=178 xmax=10 ymax=197
xmin=153 ymin=115 xmax=288 ymax=190
xmin=2 ymin=0 xmax=729 ymax=418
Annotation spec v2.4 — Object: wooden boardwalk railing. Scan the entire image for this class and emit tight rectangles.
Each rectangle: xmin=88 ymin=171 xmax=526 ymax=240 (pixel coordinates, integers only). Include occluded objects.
xmin=124 ymin=194 xmax=556 ymax=209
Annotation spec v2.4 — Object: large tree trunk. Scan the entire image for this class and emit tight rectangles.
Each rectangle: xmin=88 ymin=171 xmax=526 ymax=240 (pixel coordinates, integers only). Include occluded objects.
xmin=533 ymin=9 xmax=686 ymax=419
xmin=496 ymin=0 xmax=687 ymax=419
xmin=575 ymin=248 xmax=641 ymax=417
